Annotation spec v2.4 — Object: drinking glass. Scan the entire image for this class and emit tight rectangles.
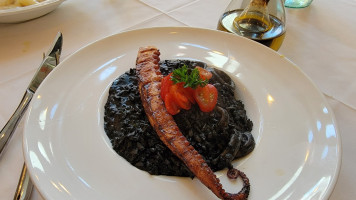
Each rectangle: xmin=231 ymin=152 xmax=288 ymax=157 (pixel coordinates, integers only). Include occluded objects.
xmin=285 ymin=0 xmax=313 ymax=8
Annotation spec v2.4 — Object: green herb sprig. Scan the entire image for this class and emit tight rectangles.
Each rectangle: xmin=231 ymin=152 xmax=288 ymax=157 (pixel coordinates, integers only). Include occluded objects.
xmin=171 ymin=65 xmax=208 ymax=89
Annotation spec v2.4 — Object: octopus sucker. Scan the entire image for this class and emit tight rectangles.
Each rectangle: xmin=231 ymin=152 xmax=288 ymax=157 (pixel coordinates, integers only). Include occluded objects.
xmin=136 ymin=46 xmax=250 ymax=200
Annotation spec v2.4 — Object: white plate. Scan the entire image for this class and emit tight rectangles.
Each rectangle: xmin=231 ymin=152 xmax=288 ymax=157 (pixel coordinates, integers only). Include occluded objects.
xmin=0 ymin=0 xmax=64 ymax=23
xmin=23 ymin=27 xmax=341 ymax=200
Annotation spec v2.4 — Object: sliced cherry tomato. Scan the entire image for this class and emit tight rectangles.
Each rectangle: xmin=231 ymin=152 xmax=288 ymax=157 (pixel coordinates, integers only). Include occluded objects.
xmin=182 ymin=86 xmax=196 ymax=104
xmin=161 ymin=67 xmax=217 ymax=114
xmin=196 ymin=66 xmax=212 ymax=80
xmin=160 ymin=73 xmax=174 ymax=100
xmin=194 ymin=84 xmax=218 ymax=112
xmin=170 ymin=83 xmax=191 ymax=110
xmin=164 ymin=93 xmax=180 ymax=115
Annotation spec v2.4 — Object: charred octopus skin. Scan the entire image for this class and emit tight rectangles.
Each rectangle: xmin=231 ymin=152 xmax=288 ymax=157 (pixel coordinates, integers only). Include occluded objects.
xmin=135 ymin=46 xmax=250 ymax=200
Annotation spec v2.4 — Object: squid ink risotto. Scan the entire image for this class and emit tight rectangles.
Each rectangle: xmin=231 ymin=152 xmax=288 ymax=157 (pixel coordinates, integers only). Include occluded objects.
xmin=103 ymin=60 xmax=254 ymax=177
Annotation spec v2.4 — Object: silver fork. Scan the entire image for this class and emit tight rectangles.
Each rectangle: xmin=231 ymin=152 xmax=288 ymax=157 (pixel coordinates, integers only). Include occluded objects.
xmin=13 ymin=165 xmax=33 ymax=200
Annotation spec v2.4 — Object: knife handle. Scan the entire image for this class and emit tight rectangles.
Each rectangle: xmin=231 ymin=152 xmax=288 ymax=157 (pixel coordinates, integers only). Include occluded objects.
xmin=0 ymin=90 xmax=33 ymax=155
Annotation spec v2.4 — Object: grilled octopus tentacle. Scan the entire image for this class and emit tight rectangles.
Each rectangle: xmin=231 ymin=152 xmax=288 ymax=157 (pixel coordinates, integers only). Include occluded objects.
xmin=136 ymin=46 xmax=250 ymax=200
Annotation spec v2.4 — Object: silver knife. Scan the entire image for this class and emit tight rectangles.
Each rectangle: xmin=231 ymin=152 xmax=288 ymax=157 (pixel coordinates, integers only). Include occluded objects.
xmin=0 ymin=32 xmax=63 ymax=155
xmin=0 ymin=32 xmax=62 ymax=200
xmin=9 ymin=32 xmax=63 ymax=200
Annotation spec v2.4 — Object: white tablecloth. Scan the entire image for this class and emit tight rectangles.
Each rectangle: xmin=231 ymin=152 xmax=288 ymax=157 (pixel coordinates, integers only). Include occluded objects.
xmin=0 ymin=0 xmax=355 ymax=199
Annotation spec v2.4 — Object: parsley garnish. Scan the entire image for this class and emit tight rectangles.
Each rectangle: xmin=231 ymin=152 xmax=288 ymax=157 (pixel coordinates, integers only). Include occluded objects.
xmin=171 ymin=65 xmax=208 ymax=89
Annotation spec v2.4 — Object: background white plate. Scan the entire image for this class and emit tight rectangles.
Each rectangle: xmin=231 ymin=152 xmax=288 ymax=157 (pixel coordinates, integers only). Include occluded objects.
xmin=0 ymin=0 xmax=64 ymax=23
xmin=23 ymin=27 xmax=341 ymax=200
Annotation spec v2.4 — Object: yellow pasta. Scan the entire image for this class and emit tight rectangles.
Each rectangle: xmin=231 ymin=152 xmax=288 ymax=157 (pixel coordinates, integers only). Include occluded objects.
xmin=16 ymin=0 xmax=39 ymax=6
xmin=0 ymin=0 xmax=16 ymax=7
xmin=0 ymin=0 xmax=45 ymax=9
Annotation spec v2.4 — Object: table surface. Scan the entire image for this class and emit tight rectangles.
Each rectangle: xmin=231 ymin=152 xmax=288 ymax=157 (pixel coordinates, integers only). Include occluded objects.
xmin=1 ymin=0 xmax=355 ymax=199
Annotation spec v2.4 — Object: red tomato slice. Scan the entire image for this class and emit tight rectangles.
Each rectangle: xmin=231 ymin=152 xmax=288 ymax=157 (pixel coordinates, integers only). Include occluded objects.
xmin=182 ymin=87 xmax=196 ymax=104
xmin=161 ymin=69 xmax=217 ymax=114
xmin=164 ymin=93 xmax=180 ymax=115
xmin=170 ymin=83 xmax=191 ymax=110
xmin=160 ymin=73 xmax=173 ymax=100
xmin=194 ymin=84 xmax=218 ymax=112
xmin=196 ymin=66 xmax=212 ymax=80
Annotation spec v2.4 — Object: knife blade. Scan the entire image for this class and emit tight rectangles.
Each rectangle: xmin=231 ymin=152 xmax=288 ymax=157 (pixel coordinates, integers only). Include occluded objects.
xmin=0 ymin=32 xmax=63 ymax=155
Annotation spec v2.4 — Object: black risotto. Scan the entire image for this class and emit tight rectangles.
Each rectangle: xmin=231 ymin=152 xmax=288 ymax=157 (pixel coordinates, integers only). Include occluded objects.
xmin=104 ymin=60 xmax=254 ymax=178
